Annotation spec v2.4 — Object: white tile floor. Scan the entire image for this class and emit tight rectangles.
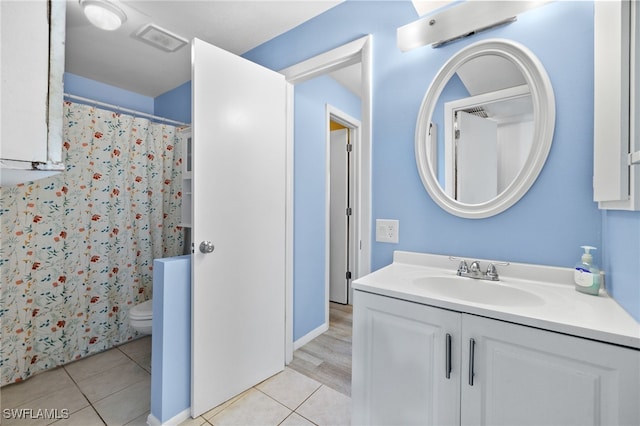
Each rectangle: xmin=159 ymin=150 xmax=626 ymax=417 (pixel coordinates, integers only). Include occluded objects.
xmin=0 ymin=336 xmax=351 ymax=426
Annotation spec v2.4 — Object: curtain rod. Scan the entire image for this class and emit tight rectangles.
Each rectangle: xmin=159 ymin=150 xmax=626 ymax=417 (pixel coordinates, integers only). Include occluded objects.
xmin=63 ymin=93 xmax=190 ymax=127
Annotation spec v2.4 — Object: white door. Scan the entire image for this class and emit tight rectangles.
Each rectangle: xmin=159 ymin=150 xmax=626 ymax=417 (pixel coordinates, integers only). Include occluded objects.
xmin=456 ymin=111 xmax=497 ymax=203
xmin=191 ymin=38 xmax=286 ymax=417
xmin=329 ymin=128 xmax=349 ymax=304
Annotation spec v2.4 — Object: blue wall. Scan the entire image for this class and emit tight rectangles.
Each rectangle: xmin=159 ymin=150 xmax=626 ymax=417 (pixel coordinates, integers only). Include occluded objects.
xmin=603 ymin=211 xmax=640 ymax=320
xmin=150 ymin=255 xmax=191 ymax=424
xmin=64 ymin=72 xmax=190 ymax=125
xmin=244 ymin=0 xmax=640 ymax=321
xmin=64 ymin=72 xmax=155 ymax=114
xmin=155 ymin=81 xmax=192 ymax=124
xmin=293 ymin=76 xmax=361 ymax=340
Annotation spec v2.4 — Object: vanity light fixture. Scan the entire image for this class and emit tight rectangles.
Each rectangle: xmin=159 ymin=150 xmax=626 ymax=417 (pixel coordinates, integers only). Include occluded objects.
xmin=80 ymin=0 xmax=127 ymax=31
xmin=398 ymin=1 xmax=552 ymax=51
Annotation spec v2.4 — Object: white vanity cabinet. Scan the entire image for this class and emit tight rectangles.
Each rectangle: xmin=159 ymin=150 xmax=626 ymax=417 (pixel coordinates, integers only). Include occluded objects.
xmin=352 ymin=290 xmax=461 ymax=425
xmin=0 ymin=0 xmax=66 ymax=185
xmin=461 ymin=314 xmax=640 ymax=425
xmin=352 ymin=290 xmax=640 ymax=426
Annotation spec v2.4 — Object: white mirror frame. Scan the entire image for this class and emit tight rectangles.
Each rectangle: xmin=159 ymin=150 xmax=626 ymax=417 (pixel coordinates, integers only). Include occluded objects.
xmin=415 ymin=39 xmax=555 ymax=219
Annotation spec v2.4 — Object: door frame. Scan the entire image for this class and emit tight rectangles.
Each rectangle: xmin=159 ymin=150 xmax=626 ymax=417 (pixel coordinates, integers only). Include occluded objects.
xmin=327 ymin=105 xmax=361 ymax=309
xmin=280 ymin=35 xmax=372 ymax=363
xmin=443 ymin=84 xmax=531 ymax=198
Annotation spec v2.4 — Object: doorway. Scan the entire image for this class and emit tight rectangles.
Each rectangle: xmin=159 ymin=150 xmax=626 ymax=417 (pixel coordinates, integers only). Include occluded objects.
xmin=281 ymin=36 xmax=372 ymax=363
xmin=328 ymin=108 xmax=361 ymax=306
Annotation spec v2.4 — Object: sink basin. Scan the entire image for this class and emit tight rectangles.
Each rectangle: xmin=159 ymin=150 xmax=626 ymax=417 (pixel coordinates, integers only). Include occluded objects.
xmin=413 ymin=276 xmax=545 ymax=307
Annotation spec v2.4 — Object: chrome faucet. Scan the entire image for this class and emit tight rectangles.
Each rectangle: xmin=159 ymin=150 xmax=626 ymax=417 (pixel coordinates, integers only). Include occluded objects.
xmin=450 ymin=257 xmax=508 ymax=281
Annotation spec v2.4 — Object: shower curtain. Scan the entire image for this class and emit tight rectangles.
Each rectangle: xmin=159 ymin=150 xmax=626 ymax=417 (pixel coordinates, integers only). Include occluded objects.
xmin=0 ymin=102 xmax=184 ymax=386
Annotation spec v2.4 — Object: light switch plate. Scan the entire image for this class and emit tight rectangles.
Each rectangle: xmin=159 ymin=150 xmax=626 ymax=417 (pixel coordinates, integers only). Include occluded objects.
xmin=376 ymin=219 xmax=399 ymax=243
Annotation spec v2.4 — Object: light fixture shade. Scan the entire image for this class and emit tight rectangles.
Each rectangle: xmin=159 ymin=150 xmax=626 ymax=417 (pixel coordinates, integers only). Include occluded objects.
xmin=398 ymin=1 xmax=551 ymax=51
xmin=81 ymin=0 xmax=127 ymax=31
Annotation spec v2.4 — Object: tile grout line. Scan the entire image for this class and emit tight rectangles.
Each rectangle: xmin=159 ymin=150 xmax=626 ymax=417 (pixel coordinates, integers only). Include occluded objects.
xmin=279 ymin=384 xmax=325 ymax=426
xmin=51 ymin=367 xmax=107 ymax=426
xmin=238 ymin=382 xmax=324 ymax=426
xmin=60 ymin=349 xmax=151 ymax=426
xmin=116 ymin=345 xmax=150 ymax=373
xmin=278 ymin=411 xmax=319 ymax=426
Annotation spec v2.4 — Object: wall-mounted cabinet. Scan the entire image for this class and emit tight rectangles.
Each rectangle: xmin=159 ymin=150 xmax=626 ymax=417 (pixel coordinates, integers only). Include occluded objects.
xmin=0 ymin=0 xmax=66 ymax=186
xmin=594 ymin=0 xmax=640 ymax=210
xmin=352 ymin=290 xmax=640 ymax=425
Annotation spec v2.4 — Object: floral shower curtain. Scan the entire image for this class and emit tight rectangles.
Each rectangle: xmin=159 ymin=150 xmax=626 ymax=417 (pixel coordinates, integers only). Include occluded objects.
xmin=0 ymin=102 xmax=184 ymax=386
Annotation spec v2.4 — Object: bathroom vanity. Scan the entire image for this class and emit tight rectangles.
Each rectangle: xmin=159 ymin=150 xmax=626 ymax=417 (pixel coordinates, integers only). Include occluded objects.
xmin=351 ymin=251 xmax=640 ymax=425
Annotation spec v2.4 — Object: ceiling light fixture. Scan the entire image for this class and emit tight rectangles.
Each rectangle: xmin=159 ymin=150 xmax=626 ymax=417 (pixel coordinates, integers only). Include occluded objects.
xmin=81 ymin=0 xmax=127 ymax=31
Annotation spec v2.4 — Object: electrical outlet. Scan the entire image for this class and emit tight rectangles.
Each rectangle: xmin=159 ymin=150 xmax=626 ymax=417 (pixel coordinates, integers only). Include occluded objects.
xmin=376 ymin=219 xmax=399 ymax=243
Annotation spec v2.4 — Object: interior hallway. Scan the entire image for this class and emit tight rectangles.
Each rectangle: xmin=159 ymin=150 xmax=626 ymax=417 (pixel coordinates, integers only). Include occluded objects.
xmin=288 ymin=303 xmax=353 ymax=397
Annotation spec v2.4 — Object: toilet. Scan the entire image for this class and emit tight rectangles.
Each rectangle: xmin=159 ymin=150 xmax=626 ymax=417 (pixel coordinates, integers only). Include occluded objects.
xmin=129 ymin=299 xmax=153 ymax=335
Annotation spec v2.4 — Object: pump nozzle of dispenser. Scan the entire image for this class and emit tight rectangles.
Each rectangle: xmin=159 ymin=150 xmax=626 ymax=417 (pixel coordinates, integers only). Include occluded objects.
xmin=580 ymin=245 xmax=596 ymax=264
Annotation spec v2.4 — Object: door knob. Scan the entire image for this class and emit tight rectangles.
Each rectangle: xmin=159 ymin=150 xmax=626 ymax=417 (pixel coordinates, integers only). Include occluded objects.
xmin=199 ymin=241 xmax=215 ymax=254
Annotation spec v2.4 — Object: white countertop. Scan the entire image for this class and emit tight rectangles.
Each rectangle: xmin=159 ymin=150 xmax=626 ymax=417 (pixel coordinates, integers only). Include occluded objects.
xmin=353 ymin=251 xmax=640 ymax=349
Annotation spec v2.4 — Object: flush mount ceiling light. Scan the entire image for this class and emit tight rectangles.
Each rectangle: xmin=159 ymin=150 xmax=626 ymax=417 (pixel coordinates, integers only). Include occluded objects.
xmin=133 ymin=24 xmax=189 ymax=53
xmin=80 ymin=0 xmax=127 ymax=31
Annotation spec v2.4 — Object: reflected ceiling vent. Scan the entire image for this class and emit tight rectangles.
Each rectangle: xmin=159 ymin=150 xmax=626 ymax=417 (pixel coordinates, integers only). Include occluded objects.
xmin=133 ymin=24 xmax=188 ymax=52
xmin=464 ymin=106 xmax=489 ymax=118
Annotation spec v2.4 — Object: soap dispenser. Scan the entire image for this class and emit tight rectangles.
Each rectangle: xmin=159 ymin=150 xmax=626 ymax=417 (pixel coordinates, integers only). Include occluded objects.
xmin=574 ymin=246 xmax=601 ymax=296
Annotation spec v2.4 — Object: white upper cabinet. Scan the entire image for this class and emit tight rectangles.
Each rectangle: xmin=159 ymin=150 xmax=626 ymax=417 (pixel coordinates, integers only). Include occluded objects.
xmin=0 ymin=0 xmax=66 ymax=186
xmin=594 ymin=0 xmax=640 ymax=209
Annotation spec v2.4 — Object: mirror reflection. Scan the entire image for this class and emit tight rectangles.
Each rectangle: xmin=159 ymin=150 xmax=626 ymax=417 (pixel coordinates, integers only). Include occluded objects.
xmin=429 ymin=54 xmax=534 ymax=204
xmin=415 ymin=39 xmax=555 ymax=219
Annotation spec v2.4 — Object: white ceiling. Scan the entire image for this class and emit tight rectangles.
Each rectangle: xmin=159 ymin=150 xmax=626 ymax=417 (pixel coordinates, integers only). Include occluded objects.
xmin=65 ymin=0 xmax=345 ymax=97
xmin=457 ymin=55 xmax=526 ymax=96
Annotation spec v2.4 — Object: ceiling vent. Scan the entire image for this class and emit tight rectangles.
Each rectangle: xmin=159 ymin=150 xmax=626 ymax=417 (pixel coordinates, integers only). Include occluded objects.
xmin=133 ymin=24 xmax=188 ymax=52
xmin=464 ymin=106 xmax=489 ymax=118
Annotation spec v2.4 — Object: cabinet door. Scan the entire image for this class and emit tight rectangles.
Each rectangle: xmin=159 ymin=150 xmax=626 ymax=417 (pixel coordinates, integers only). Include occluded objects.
xmin=461 ymin=314 xmax=640 ymax=426
xmin=1 ymin=0 xmax=49 ymax=163
xmin=352 ymin=290 xmax=461 ymax=425
xmin=594 ymin=0 xmax=640 ymax=209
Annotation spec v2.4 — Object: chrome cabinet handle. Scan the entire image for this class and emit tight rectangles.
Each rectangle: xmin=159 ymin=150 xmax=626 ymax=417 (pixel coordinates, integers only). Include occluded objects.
xmin=199 ymin=241 xmax=215 ymax=254
xmin=468 ymin=338 xmax=476 ymax=386
xmin=445 ymin=333 xmax=452 ymax=379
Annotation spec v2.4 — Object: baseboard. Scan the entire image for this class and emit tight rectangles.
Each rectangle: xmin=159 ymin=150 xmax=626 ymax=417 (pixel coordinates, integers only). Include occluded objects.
xmin=293 ymin=322 xmax=329 ymax=351
xmin=146 ymin=408 xmax=191 ymax=426
xmin=146 ymin=413 xmax=161 ymax=426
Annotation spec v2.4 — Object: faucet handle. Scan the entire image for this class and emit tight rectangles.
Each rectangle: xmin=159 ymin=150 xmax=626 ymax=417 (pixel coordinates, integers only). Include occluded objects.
xmin=485 ymin=262 xmax=509 ymax=280
xmin=448 ymin=256 xmax=469 ymax=276
xmin=457 ymin=260 xmax=468 ymax=275
xmin=486 ymin=263 xmax=499 ymax=279
xmin=469 ymin=261 xmax=481 ymax=273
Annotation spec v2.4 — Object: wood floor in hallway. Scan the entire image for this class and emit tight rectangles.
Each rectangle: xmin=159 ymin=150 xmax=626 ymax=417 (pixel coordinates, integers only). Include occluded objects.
xmin=288 ymin=302 xmax=353 ymax=397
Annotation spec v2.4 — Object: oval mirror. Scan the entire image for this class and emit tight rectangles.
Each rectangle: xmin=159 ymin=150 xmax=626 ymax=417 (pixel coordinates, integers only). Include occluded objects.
xmin=415 ymin=39 xmax=555 ymax=218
